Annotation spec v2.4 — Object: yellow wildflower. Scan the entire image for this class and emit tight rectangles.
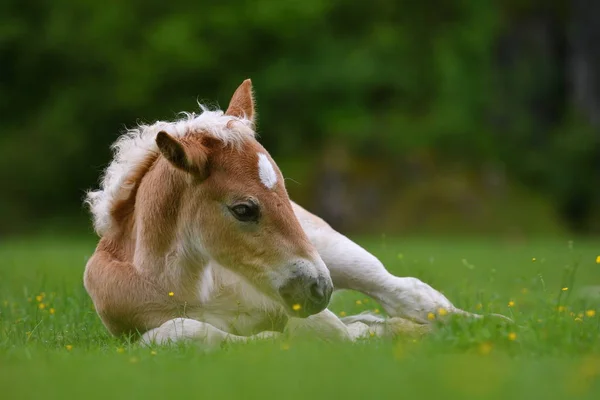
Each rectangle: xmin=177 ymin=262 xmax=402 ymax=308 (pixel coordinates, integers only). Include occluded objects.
xmin=49 ymin=308 xmax=55 ymax=315
xmin=558 ymin=305 xmax=566 ymax=312
xmin=596 ymin=255 xmax=600 ymax=264
xmin=38 ymin=303 xmax=45 ymax=310
xmin=562 ymin=287 xmax=568 ymax=291
xmin=427 ymin=312 xmax=436 ymax=321
xmin=508 ymin=332 xmax=517 ymax=341
xmin=438 ymin=308 xmax=448 ymax=316
xmin=532 ymin=257 xmax=537 ymax=262
xmin=355 ymin=300 xmax=363 ymax=305
xmin=578 ymin=312 xmax=584 ymax=318
xmin=116 ymin=347 xmax=125 ymax=354
xmin=65 ymin=345 xmax=73 ymax=351
xmin=292 ymin=304 xmax=301 ymax=311
xmin=369 ymin=331 xmax=375 ymax=338
xmin=575 ymin=317 xmax=583 ymax=323
xmin=585 ymin=310 xmax=596 ymax=318
xmin=339 ymin=311 xmax=347 ymax=317
xmin=35 ymin=295 xmax=43 ymax=302
xmin=374 ymin=309 xmax=380 ymax=314
xmin=168 ymin=291 xmax=174 ymax=297
xmin=150 ymin=350 xmax=157 ymax=356
xmin=508 ymin=301 xmax=515 ymax=307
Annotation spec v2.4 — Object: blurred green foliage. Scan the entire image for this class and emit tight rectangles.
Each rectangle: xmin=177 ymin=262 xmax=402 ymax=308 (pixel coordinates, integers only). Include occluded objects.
xmin=1 ymin=0 xmax=597 ymax=235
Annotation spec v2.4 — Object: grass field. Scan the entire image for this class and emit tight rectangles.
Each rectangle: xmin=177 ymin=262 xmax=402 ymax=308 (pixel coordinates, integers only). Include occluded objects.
xmin=1 ymin=234 xmax=600 ymax=399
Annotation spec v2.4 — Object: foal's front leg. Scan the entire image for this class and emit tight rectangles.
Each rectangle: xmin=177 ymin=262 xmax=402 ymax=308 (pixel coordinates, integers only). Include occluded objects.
xmin=292 ymin=203 xmax=466 ymax=324
xmin=284 ymin=309 xmax=352 ymax=341
xmin=140 ymin=318 xmax=279 ymax=347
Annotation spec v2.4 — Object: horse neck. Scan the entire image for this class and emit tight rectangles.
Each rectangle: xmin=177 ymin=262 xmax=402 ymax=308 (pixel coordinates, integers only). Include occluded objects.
xmin=127 ymin=159 xmax=210 ymax=299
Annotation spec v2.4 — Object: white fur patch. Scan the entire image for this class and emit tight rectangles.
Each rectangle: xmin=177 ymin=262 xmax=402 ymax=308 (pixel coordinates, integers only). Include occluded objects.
xmin=257 ymin=153 xmax=277 ymax=189
xmin=86 ymin=106 xmax=255 ymax=236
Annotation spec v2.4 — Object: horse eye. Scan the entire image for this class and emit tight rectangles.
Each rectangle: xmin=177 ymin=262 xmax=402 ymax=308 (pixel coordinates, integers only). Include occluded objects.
xmin=230 ymin=203 xmax=260 ymax=222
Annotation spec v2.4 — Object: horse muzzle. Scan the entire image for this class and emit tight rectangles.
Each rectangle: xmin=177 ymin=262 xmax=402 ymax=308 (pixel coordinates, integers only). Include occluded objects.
xmin=278 ymin=274 xmax=333 ymax=318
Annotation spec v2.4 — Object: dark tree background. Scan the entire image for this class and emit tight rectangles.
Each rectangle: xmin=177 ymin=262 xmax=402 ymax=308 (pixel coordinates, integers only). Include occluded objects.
xmin=1 ymin=0 xmax=598 ymax=236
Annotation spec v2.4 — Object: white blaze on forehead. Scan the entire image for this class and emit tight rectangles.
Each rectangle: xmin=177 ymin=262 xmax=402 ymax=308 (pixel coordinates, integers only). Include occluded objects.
xmin=257 ymin=153 xmax=278 ymax=189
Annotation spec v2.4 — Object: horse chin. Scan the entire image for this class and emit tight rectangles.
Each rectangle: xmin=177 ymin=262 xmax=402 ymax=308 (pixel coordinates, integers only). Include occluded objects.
xmin=279 ymin=297 xmax=329 ymax=319
xmin=285 ymin=306 xmax=322 ymax=319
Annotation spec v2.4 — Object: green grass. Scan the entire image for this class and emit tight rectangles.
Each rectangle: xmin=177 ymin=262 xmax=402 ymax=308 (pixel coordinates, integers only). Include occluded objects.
xmin=1 ymin=234 xmax=600 ymax=399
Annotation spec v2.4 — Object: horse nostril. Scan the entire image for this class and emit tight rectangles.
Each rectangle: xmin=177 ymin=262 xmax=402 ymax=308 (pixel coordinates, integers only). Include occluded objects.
xmin=309 ymin=281 xmax=326 ymax=303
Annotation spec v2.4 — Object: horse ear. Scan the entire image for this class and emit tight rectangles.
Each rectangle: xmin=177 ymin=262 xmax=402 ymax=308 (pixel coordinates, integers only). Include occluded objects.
xmin=225 ymin=79 xmax=255 ymax=123
xmin=155 ymin=131 xmax=209 ymax=179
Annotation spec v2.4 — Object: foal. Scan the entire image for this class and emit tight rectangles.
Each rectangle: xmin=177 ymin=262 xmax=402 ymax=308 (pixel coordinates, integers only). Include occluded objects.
xmin=85 ymin=80 xmax=482 ymax=346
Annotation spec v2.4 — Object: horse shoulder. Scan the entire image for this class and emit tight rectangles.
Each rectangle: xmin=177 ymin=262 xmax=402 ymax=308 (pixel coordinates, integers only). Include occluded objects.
xmin=84 ymin=239 xmax=173 ymax=336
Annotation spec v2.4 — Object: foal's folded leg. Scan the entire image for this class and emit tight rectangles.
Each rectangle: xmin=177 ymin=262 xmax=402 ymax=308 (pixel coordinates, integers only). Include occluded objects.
xmin=283 ymin=309 xmax=429 ymax=341
xmin=340 ymin=312 xmax=431 ymax=339
xmin=293 ymin=203 xmax=481 ymax=324
xmin=140 ymin=318 xmax=279 ymax=347
xmin=348 ymin=317 xmax=432 ymax=339
xmin=321 ymin=236 xmax=480 ymax=324
xmin=284 ymin=309 xmax=351 ymax=342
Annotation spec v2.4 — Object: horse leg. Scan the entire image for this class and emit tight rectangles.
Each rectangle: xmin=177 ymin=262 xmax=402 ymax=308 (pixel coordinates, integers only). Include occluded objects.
xmin=140 ymin=318 xmax=280 ymax=347
xmin=283 ymin=308 xmax=430 ymax=341
xmin=292 ymin=202 xmax=465 ymax=324
xmin=284 ymin=309 xmax=351 ymax=341
xmin=318 ymin=310 xmax=432 ymax=339
xmin=320 ymin=231 xmax=462 ymax=324
xmin=345 ymin=314 xmax=432 ymax=338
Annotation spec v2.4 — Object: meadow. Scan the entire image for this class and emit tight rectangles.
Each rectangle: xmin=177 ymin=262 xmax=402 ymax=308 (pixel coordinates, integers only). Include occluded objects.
xmin=1 ymin=233 xmax=599 ymax=399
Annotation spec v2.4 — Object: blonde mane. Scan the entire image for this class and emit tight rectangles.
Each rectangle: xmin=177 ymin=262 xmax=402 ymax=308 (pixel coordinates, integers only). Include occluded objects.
xmin=86 ymin=106 xmax=255 ymax=236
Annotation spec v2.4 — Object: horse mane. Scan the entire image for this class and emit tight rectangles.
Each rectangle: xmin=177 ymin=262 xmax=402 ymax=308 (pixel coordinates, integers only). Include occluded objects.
xmin=86 ymin=106 xmax=255 ymax=236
